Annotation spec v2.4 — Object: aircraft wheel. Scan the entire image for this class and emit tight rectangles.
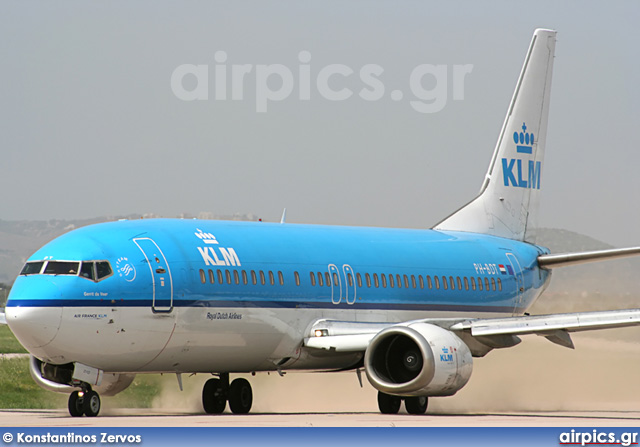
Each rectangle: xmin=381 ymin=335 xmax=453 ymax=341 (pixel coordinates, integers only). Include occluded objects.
xmin=228 ymin=378 xmax=252 ymax=414
xmin=377 ymin=391 xmax=401 ymax=414
xmin=202 ymin=378 xmax=226 ymax=414
xmin=405 ymin=396 xmax=428 ymax=415
xmin=68 ymin=391 xmax=84 ymax=417
xmin=82 ymin=391 xmax=101 ymax=417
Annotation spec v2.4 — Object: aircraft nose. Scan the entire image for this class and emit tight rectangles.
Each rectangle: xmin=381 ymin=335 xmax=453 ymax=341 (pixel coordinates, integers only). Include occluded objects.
xmin=5 ymin=279 xmax=63 ymax=352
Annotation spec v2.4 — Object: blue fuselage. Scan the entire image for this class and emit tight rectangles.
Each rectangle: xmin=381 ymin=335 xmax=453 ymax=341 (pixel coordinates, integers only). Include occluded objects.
xmin=6 ymin=219 xmax=551 ymax=372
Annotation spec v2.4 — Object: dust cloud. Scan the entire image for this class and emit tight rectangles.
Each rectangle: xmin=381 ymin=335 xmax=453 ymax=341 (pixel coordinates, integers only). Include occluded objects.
xmin=148 ymin=264 xmax=640 ymax=414
xmin=145 ymin=329 xmax=640 ymax=415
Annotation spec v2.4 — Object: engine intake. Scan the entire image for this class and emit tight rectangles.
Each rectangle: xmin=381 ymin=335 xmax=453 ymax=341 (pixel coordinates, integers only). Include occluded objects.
xmin=364 ymin=323 xmax=472 ymax=397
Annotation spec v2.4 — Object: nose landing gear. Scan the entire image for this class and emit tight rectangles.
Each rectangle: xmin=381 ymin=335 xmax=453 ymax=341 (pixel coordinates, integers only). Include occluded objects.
xmin=202 ymin=373 xmax=253 ymax=414
xmin=68 ymin=386 xmax=101 ymax=417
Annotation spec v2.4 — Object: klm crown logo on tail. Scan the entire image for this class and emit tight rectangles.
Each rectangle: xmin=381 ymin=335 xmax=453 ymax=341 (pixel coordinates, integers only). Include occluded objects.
xmin=501 ymin=122 xmax=541 ymax=190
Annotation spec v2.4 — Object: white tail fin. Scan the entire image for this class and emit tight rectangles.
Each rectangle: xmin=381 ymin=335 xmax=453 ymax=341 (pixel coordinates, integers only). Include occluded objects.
xmin=434 ymin=29 xmax=556 ymax=242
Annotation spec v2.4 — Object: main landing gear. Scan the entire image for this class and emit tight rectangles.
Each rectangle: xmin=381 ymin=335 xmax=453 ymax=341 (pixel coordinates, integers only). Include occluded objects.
xmin=202 ymin=373 xmax=253 ymax=414
xmin=68 ymin=386 xmax=101 ymax=417
xmin=377 ymin=391 xmax=428 ymax=415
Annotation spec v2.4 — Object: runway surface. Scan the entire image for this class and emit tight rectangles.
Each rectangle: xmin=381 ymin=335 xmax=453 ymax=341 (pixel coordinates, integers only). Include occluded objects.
xmin=2 ymin=409 xmax=639 ymax=427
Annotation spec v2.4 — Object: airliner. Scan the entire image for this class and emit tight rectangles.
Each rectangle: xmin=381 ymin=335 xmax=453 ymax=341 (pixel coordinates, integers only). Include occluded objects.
xmin=2 ymin=29 xmax=640 ymax=417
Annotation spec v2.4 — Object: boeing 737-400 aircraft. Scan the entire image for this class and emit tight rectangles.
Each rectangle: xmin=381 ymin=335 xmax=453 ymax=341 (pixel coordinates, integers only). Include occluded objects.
xmin=2 ymin=29 xmax=640 ymax=417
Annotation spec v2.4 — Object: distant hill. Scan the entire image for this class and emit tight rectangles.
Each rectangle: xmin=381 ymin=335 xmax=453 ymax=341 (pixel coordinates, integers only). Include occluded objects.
xmin=0 ymin=221 xmax=638 ymax=313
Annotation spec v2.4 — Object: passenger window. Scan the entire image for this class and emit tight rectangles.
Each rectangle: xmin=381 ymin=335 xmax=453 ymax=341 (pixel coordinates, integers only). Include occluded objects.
xmin=485 ymin=278 xmax=490 ymax=290
xmin=217 ymin=270 xmax=224 ymax=284
xmin=80 ymin=262 xmax=95 ymax=280
xmin=411 ymin=275 xmax=416 ymax=289
xmin=234 ymin=270 xmax=240 ymax=285
xmin=356 ymin=273 xmax=362 ymax=288
xmin=419 ymin=275 xmax=424 ymax=289
xmin=450 ymin=276 xmax=455 ymax=290
xmin=477 ymin=277 xmax=483 ymax=290
xmin=471 ymin=277 xmax=476 ymax=290
xmin=457 ymin=277 xmax=462 ymax=290
xmin=294 ymin=271 xmax=300 ymax=286
xmin=365 ymin=273 xmax=371 ymax=288
xmin=348 ymin=273 xmax=354 ymax=287
xmin=426 ymin=275 xmax=432 ymax=289
xmin=199 ymin=269 xmax=206 ymax=283
xmin=497 ymin=278 xmax=502 ymax=291
xmin=325 ymin=272 xmax=331 ymax=287
xmin=381 ymin=274 xmax=387 ymax=288
xmin=242 ymin=270 xmax=248 ymax=285
xmin=464 ymin=277 xmax=469 ymax=290
xmin=260 ymin=271 xmax=266 ymax=285
xmin=209 ymin=269 xmax=215 ymax=284
xmin=389 ymin=274 xmax=395 ymax=288
xmin=96 ymin=262 xmax=112 ymax=280
xmin=278 ymin=271 xmax=284 ymax=285
xmin=491 ymin=278 xmax=496 ymax=291
xmin=396 ymin=274 xmax=402 ymax=288
xmin=310 ymin=272 xmax=316 ymax=286
xmin=332 ymin=272 xmax=339 ymax=286
xmin=442 ymin=276 xmax=448 ymax=290
xmin=226 ymin=270 xmax=232 ymax=284
xmin=20 ymin=261 xmax=44 ymax=275
xmin=269 ymin=271 xmax=275 ymax=285
xmin=317 ymin=272 xmax=324 ymax=287
xmin=373 ymin=273 xmax=379 ymax=288
xmin=251 ymin=270 xmax=257 ymax=285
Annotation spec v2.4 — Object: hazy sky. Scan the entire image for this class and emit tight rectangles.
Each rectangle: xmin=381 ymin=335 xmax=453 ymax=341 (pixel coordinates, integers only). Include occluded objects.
xmin=1 ymin=1 xmax=638 ymax=246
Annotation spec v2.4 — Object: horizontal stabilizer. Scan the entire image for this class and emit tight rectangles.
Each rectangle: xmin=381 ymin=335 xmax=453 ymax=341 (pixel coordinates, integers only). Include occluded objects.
xmin=538 ymin=247 xmax=640 ymax=268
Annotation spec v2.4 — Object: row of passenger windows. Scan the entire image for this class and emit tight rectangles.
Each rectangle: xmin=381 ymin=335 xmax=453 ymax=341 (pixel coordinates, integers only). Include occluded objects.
xmin=309 ymin=271 xmax=502 ymax=292
xmin=199 ymin=268 xmax=288 ymax=286
xmin=198 ymin=268 xmax=502 ymax=292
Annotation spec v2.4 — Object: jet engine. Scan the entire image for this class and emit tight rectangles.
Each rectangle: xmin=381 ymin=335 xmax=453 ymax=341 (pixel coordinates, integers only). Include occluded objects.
xmin=364 ymin=323 xmax=472 ymax=396
xmin=29 ymin=356 xmax=135 ymax=396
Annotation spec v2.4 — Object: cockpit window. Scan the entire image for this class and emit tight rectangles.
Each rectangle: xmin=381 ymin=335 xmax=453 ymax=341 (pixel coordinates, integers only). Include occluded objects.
xmin=20 ymin=260 xmax=113 ymax=282
xmin=96 ymin=261 xmax=113 ymax=280
xmin=80 ymin=262 xmax=95 ymax=280
xmin=20 ymin=261 xmax=44 ymax=275
xmin=43 ymin=261 xmax=80 ymax=275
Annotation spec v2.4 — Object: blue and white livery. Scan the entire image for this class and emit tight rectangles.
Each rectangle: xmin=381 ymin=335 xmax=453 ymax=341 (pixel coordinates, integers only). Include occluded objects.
xmin=3 ymin=29 xmax=640 ymax=417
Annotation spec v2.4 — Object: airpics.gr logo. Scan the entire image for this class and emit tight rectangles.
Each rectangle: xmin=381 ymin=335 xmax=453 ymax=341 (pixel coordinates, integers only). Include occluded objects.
xmin=501 ymin=122 xmax=541 ymax=190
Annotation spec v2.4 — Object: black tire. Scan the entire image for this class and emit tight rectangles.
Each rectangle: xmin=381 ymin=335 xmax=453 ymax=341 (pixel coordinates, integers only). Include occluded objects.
xmin=82 ymin=391 xmax=101 ymax=417
xmin=377 ymin=391 xmax=401 ymax=414
xmin=228 ymin=378 xmax=252 ymax=414
xmin=68 ymin=391 xmax=84 ymax=417
xmin=202 ymin=378 xmax=226 ymax=414
xmin=405 ymin=396 xmax=428 ymax=415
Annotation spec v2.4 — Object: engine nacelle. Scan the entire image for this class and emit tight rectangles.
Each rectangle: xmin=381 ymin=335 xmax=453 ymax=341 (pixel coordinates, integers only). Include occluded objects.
xmin=29 ymin=356 xmax=135 ymax=397
xmin=364 ymin=323 xmax=473 ymax=397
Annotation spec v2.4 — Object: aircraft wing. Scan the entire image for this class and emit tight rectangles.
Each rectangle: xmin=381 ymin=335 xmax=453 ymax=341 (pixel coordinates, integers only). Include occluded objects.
xmin=304 ymin=309 xmax=640 ymax=352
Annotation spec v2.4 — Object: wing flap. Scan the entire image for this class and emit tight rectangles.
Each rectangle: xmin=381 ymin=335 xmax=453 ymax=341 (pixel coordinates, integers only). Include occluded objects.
xmin=450 ymin=309 xmax=640 ymax=336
